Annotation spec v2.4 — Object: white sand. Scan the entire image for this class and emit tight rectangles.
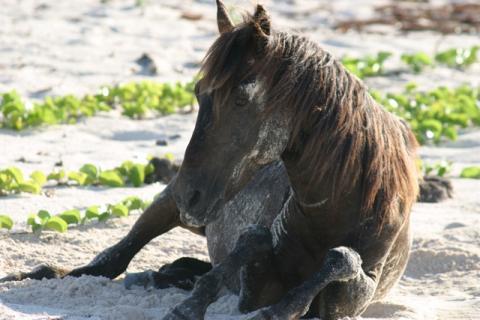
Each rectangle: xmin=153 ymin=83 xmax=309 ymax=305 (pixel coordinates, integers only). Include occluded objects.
xmin=1 ymin=0 xmax=479 ymax=319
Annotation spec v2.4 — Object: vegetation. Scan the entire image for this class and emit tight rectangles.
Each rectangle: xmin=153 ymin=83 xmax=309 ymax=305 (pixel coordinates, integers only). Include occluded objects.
xmin=343 ymin=46 xmax=479 ymax=78
xmin=0 ymin=167 xmax=45 ymax=196
xmin=435 ymin=46 xmax=479 ymax=69
xmin=0 ymin=160 xmax=158 ymax=196
xmin=341 ymin=52 xmax=392 ymax=78
xmin=371 ymin=83 xmax=480 ymax=144
xmin=420 ymin=160 xmax=452 ymax=177
xmin=460 ymin=166 xmax=480 ymax=179
xmin=102 ymin=81 xmax=195 ymax=119
xmin=0 ymin=215 xmax=13 ymax=230
xmin=401 ymin=52 xmax=434 ymax=73
xmin=25 ymin=196 xmax=150 ymax=233
xmin=0 ymin=80 xmax=195 ymax=130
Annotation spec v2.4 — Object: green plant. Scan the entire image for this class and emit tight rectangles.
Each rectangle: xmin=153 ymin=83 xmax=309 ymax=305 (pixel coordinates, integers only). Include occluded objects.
xmin=372 ymin=83 xmax=480 ymax=144
xmin=0 ymin=160 xmax=157 ymax=196
xmin=401 ymin=52 xmax=434 ymax=73
xmin=0 ymin=215 xmax=13 ymax=230
xmin=460 ymin=166 xmax=480 ymax=179
xmin=0 ymin=80 xmax=195 ymax=131
xmin=420 ymin=160 xmax=452 ymax=177
xmin=435 ymin=46 xmax=479 ymax=69
xmin=103 ymin=81 xmax=195 ymax=119
xmin=341 ymin=51 xmax=392 ymax=78
xmin=26 ymin=196 xmax=149 ymax=233
xmin=0 ymin=167 xmax=45 ymax=196
xmin=27 ymin=211 xmax=68 ymax=233
xmin=135 ymin=0 xmax=147 ymax=7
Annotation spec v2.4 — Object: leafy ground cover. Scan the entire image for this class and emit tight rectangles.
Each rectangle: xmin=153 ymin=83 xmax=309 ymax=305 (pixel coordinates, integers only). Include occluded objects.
xmin=0 ymin=162 xmax=151 ymax=196
xmin=460 ymin=166 xmax=480 ymax=179
xmin=342 ymin=46 xmax=479 ymax=78
xmin=371 ymin=84 xmax=480 ymax=144
xmin=0 ymin=158 xmax=177 ymax=196
xmin=420 ymin=160 xmax=452 ymax=178
xmin=0 ymin=196 xmax=149 ymax=232
xmin=0 ymin=80 xmax=195 ymax=130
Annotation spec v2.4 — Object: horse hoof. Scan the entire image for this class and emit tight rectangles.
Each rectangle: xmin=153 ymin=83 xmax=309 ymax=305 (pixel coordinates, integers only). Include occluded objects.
xmin=124 ymin=270 xmax=155 ymax=289
xmin=0 ymin=274 xmax=21 ymax=283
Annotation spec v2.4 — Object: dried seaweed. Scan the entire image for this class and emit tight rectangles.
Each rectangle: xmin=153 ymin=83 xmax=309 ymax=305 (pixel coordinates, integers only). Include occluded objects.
xmin=336 ymin=2 xmax=480 ymax=34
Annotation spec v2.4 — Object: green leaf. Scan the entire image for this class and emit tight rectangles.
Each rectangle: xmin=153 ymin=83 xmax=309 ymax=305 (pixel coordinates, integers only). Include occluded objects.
xmin=68 ymin=171 xmax=88 ymax=186
xmin=129 ymin=164 xmax=145 ymax=187
xmin=0 ymin=215 xmax=14 ymax=230
xmin=47 ymin=170 xmax=66 ymax=181
xmin=99 ymin=170 xmax=125 ymax=187
xmin=443 ymin=127 xmax=458 ymax=141
xmin=437 ymin=166 xmax=447 ymax=177
xmin=27 ymin=214 xmax=39 ymax=226
xmin=109 ymin=204 xmax=129 ymax=217
xmin=164 ymin=153 xmax=174 ymax=162
xmin=58 ymin=209 xmax=81 ymax=225
xmin=30 ymin=171 xmax=47 ymax=186
xmin=27 ymin=213 xmax=42 ymax=232
xmin=85 ymin=206 xmax=100 ymax=219
xmin=5 ymin=167 xmax=24 ymax=183
xmin=460 ymin=167 xmax=480 ymax=179
xmin=37 ymin=210 xmax=51 ymax=223
xmin=44 ymin=216 xmax=68 ymax=233
xmin=98 ymin=212 xmax=110 ymax=222
xmin=118 ymin=161 xmax=134 ymax=176
xmin=18 ymin=181 xmax=41 ymax=194
xmin=123 ymin=196 xmax=145 ymax=211
xmin=145 ymin=163 xmax=155 ymax=176
xmin=79 ymin=164 xmax=98 ymax=181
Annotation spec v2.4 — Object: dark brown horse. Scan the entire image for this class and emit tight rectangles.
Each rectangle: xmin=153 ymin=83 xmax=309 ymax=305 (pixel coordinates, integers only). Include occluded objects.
xmin=1 ymin=1 xmax=451 ymax=319
xmin=162 ymin=2 xmax=420 ymax=319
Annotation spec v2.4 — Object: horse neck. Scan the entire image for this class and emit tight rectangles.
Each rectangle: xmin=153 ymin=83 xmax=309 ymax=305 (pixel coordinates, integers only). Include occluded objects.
xmin=281 ymin=149 xmax=362 ymax=218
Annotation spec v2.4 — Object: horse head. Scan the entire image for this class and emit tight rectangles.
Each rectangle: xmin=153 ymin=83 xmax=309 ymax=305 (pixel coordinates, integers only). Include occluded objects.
xmin=173 ymin=2 xmax=293 ymax=227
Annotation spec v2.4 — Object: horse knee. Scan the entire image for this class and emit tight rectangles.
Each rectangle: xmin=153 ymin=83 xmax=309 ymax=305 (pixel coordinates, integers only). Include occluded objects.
xmin=319 ymin=272 xmax=376 ymax=320
xmin=324 ymin=247 xmax=362 ymax=282
xmin=232 ymin=225 xmax=273 ymax=262
xmin=237 ymin=225 xmax=272 ymax=248
xmin=317 ymin=249 xmax=376 ymax=319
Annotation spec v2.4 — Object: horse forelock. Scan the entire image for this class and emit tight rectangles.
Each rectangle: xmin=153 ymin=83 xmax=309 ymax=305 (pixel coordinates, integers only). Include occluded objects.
xmin=200 ymin=19 xmax=419 ymax=230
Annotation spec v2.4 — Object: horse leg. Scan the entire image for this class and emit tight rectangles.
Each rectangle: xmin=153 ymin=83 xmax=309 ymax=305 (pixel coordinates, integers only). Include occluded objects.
xmin=162 ymin=225 xmax=273 ymax=320
xmin=0 ymin=182 xmax=180 ymax=282
xmin=249 ymin=246 xmax=375 ymax=320
xmin=124 ymin=257 xmax=212 ymax=290
xmin=238 ymin=252 xmax=285 ymax=313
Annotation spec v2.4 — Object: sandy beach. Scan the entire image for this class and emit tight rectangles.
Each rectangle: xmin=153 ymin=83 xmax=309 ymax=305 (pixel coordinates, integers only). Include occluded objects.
xmin=1 ymin=0 xmax=479 ymax=319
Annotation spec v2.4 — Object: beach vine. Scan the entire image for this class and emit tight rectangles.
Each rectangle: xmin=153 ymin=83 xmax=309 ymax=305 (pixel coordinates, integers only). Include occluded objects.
xmin=0 ymin=80 xmax=195 ymax=130
xmin=0 ymin=156 xmax=176 ymax=196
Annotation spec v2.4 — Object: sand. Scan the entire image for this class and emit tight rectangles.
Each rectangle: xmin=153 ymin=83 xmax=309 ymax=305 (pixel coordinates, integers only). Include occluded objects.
xmin=0 ymin=0 xmax=479 ymax=319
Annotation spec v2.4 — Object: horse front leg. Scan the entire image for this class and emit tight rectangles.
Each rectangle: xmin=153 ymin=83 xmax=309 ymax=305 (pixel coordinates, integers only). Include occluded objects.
xmin=0 ymin=180 xmax=181 ymax=283
xmin=124 ymin=257 xmax=212 ymax=290
xmin=162 ymin=225 xmax=274 ymax=320
xmin=249 ymin=247 xmax=375 ymax=320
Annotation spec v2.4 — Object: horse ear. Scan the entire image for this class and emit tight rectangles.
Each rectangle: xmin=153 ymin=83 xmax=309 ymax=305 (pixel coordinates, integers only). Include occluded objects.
xmin=216 ymin=0 xmax=234 ymax=34
xmin=253 ymin=4 xmax=271 ymax=37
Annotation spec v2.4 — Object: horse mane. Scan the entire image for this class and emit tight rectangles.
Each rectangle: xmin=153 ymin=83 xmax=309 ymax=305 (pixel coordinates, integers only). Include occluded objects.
xmin=200 ymin=15 xmax=419 ymax=229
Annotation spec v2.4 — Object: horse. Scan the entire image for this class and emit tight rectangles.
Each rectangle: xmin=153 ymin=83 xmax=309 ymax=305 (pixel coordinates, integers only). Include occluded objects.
xmin=1 ymin=1 xmax=450 ymax=319
xmin=160 ymin=2 xmax=421 ymax=319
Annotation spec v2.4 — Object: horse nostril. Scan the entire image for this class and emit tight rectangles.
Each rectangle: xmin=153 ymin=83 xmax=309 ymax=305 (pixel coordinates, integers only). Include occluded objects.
xmin=188 ymin=190 xmax=201 ymax=208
